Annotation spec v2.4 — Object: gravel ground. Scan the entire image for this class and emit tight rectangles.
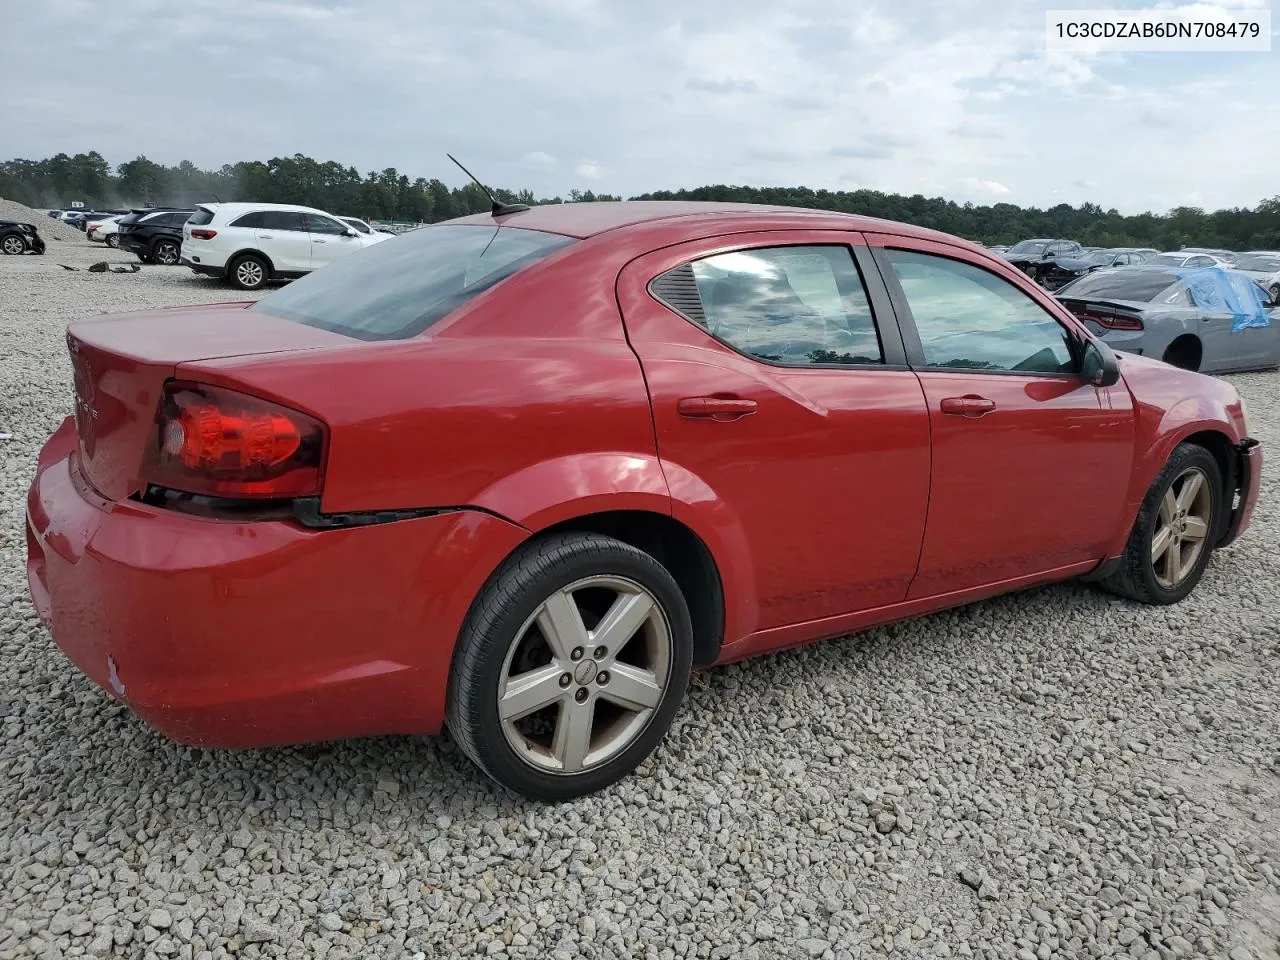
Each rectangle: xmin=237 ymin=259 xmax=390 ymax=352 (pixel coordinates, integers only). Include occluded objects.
xmin=0 ymin=200 xmax=86 ymax=244
xmin=1 ymin=242 xmax=1278 ymax=960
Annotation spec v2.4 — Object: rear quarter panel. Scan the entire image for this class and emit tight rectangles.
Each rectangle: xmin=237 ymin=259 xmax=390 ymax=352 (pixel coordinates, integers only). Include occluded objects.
xmin=179 ymin=244 xmax=671 ymax=524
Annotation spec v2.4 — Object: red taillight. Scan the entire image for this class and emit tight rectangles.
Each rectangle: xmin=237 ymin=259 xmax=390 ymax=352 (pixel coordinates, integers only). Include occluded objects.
xmin=190 ymin=229 xmax=217 ymax=240
xmin=143 ymin=381 xmax=326 ymax=499
xmin=1086 ymin=312 xmax=1143 ymax=331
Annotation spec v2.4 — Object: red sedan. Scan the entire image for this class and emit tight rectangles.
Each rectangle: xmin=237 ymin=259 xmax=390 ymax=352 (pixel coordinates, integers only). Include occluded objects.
xmin=27 ymin=202 xmax=1261 ymax=799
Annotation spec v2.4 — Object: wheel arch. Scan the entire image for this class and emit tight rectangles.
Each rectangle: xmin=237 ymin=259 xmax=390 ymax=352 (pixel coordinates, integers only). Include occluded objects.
xmin=1161 ymin=333 xmax=1203 ymax=371
xmin=532 ymin=510 xmax=726 ymax=666
xmin=227 ymin=248 xmax=275 ymax=278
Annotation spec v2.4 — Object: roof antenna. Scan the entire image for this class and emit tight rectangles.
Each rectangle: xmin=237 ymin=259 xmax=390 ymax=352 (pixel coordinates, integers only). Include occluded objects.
xmin=447 ymin=153 xmax=530 ymax=217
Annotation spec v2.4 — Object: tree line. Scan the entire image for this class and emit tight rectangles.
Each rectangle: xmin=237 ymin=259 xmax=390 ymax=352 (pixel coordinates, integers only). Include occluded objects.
xmin=3 ymin=151 xmax=1278 ymax=249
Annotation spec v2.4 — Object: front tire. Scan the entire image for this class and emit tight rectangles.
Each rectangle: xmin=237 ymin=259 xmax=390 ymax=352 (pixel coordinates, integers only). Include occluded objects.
xmin=228 ymin=253 xmax=269 ymax=290
xmin=1101 ymin=443 xmax=1221 ymax=604
xmin=446 ymin=533 xmax=693 ymax=800
xmin=1 ymin=233 xmax=26 ymax=255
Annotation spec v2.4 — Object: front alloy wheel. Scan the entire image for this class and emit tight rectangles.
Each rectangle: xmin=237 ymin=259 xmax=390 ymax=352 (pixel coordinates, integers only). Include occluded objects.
xmin=447 ymin=533 xmax=693 ymax=800
xmin=1 ymin=234 xmax=26 ymax=255
xmin=1150 ymin=466 xmax=1212 ymax=590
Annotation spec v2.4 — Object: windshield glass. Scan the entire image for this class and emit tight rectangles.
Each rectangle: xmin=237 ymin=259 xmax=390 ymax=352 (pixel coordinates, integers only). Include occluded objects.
xmin=1234 ymin=254 xmax=1280 ymax=271
xmin=1056 ymin=268 xmax=1180 ymax=302
xmin=252 ymin=224 xmax=576 ymax=340
xmin=1007 ymin=240 xmax=1048 ymax=256
xmin=1148 ymin=254 xmax=1187 ymax=266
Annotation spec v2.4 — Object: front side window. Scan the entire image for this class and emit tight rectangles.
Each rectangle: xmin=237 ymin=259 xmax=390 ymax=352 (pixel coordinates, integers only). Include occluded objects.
xmin=306 ymin=214 xmax=347 ymax=235
xmin=886 ymin=249 xmax=1075 ymax=374
xmin=341 ymin=218 xmax=371 ymax=234
xmin=650 ymin=245 xmax=883 ymax=366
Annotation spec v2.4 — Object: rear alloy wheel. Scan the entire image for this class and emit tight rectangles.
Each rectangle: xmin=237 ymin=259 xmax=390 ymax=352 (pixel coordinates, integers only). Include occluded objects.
xmin=447 ymin=533 xmax=693 ymax=800
xmin=1 ymin=234 xmax=26 ymax=255
xmin=229 ymin=254 xmax=268 ymax=290
xmin=1101 ymin=443 xmax=1221 ymax=604
xmin=152 ymin=239 xmax=181 ymax=265
xmin=105 ymin=234 xmax=118 ymax=248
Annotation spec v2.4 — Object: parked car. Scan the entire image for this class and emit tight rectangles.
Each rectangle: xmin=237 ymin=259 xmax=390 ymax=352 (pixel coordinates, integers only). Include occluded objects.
xmin=1000 ymin=238 xmax=1085 ymax=285
xmin=116 ymin=208 xmax=195 ymax=264
xmin=0 ymin=219 xmax=46 ymax=255
xmin=27 ymin=202 xmax=1261 ymax=799
xmin=86 ymin=215 xmax=124 ymax=247
xmin=338 ymin=216 xmax=393 ymax=242
xmin=1231 ymin=252 xmax=1280 ymax=302
xmin=1055 ymin=264 xmax=1278 ymax=372
xmin=985 ymin=244 xmax=1009 ymax=254
xmin=180 ymin=202 xmax=393 ymax=290
xmin=1147 ymin=251 xmax=1232 ymax=269
xmin=1179 ymin=247 xmax=1237 ymax=264
xmin=1035 ymin=247 xmax=1155 ymax=290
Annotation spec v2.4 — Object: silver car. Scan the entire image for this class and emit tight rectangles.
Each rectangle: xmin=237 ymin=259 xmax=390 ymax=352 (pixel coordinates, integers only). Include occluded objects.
xmin=1055 ymin=265 xmax=1279 ymax=373
xmin=1232 ymin=251 xmax=1280 ymax=303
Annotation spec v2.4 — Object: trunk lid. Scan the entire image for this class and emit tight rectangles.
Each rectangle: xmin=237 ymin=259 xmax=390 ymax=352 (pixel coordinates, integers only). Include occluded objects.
xmin=1056 ymin=296 xmax=1148 ymax=333
xmin=67 ymin=302 xmax=352 ymax=501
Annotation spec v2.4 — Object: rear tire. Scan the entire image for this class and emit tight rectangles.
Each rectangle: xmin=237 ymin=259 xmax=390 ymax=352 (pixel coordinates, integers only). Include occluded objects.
xmin=1100 ymin=443 xmax=1221 ymax=604
xmin=152 ymin=239 xmax=181 ymax=266
xmin=228 ymin=253 xmax=269 ymax=290
xmin=446 ymin=533 xmax=693 ymax=801
xmin=106 ymin=235 xmax=118 ymax=248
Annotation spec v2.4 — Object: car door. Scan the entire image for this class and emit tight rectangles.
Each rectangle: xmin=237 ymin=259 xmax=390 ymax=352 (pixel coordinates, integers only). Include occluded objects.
xmin=866 ymin=235 xmax=1135 ymax=598
xmin=618 ymin=232 xmax=931 ymax=638
xmin=305 ymin=213 xmax=359 ymax=267
xmin=1219 ymin=270 xmax=1280 ymax=370
xmin=256 ymin=211 xmax=311 ymax=273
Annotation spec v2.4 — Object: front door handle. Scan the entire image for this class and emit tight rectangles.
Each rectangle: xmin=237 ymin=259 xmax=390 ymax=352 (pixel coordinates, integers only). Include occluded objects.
xmin=314 ymin=239 xmax=327 ymax=244
xmin=940 ymin=395 xmax=996 ymax=417
xmin=677 ymin=397 xmax=758 ymax=420
xmin=259 ymin=234 xmax=274 ymax=239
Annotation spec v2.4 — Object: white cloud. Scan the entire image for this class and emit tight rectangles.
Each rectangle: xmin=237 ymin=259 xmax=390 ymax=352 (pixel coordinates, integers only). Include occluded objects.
xmin=521 ymin=151 xmax=558 ymax=172
xmin=0 ymin=0 xmax=1273 ymax=212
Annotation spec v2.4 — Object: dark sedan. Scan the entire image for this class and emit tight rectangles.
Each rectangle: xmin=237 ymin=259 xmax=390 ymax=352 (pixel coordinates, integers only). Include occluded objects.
xmin=0 ymin=219 xmax=46 ymax=255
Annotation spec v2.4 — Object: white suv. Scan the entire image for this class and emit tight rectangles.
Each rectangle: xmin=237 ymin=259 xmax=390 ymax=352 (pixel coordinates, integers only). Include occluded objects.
xmin=180 ymin=202 xmax=391 ymax=290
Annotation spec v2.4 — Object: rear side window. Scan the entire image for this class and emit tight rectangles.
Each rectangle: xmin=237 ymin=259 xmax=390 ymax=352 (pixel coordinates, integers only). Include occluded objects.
xmin=230 ymin=211 xmax=266 ymax=228
xmin=651 ymin=245 xmax=883 ymax=366
xmin=163 ymin=212 xmax=192 ymax=226
xmin=261 ymin=211 xmax=304 ymax=231
xmin=188 ymin=208 xmax=215 ymax=226
xmin=252 ymin=224 xmax=576 ymax=340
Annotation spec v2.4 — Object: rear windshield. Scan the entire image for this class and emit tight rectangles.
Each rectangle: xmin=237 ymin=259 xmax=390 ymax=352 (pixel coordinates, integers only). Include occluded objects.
xmin=252 ymin=225 xmax=576 ymax=340
xmin=1056 ymin=268 xmax=1180 ymax=302
xmin=188 ymin=208 xmax=215 ymax=226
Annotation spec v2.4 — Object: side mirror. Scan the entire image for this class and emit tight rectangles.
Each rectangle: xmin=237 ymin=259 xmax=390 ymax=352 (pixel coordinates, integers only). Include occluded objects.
xmin=1081 ymin=338 xmax=1121 ymax=387
xmin=343 ymin=228 xmax=358 ymax=237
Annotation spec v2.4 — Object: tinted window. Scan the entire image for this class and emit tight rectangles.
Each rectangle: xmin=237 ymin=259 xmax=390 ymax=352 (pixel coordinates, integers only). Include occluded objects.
xmin=1007 ymin=241 xmax=1048 ymax=257
xmin=163 ymin=212 xmax=193 ymax=227
xmin=252 ymin=225 xmax=575 ymax=340
xmin=1056 ymin=268 xmax=1182 ymax=302
xmin=653 ymin=246 xmax=883 ymax=366
xmin=188 ymin=208 xmax=215 ymax=226
xmin=305 ymin=214 xmax=347 ymax=235
xmin=887 ymin=249 xmax=1074 ymax=374
xmin=230 ymin=211 xmax=266 ymax=229
xmin=260 ymin=211 xmax=304 ymax=231
xmin=341 ymin=218 xmax=370 ymax=234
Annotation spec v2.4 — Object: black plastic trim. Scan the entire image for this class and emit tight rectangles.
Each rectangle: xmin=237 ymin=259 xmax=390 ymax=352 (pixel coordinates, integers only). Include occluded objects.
xmin=291 ymin=497 xmax=450 ymax=529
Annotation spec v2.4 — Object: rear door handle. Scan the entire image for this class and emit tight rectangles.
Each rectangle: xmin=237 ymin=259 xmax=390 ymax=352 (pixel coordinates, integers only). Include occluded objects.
xmin=677 ymin=397 xmax=758 ymax=420
xmin=940 ymin=395 xmax=996 ymax=417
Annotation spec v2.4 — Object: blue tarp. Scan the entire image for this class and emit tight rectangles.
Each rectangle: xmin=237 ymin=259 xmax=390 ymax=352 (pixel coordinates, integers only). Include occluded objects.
xmin=1180 ymin=267 xmax=1271 ymax=333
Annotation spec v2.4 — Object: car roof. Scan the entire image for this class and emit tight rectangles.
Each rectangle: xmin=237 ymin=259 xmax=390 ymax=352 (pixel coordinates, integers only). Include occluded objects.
xmin=197 ymin=202 xmax=336 ymax=216
xmin=445 ymin=200 xmax=968 ymax=245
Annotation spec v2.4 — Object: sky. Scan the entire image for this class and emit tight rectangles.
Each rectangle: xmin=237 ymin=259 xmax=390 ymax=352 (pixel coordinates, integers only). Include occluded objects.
xmin=2 ymin=0 xmax=1277 ymax=213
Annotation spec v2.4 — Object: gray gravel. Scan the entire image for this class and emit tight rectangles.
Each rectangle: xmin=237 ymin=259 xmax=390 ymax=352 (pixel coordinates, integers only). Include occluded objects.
xmin=0 ymin=200 xmax=86 ymax=243
xmin=2 ymin=241 xmax=1278 ymax=959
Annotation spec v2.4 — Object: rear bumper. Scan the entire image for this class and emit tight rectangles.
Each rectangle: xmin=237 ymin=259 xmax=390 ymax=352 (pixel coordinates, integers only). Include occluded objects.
xmin=26 ymin=417 xmax=528 ymax=748
xmin=1218 ymin=439 xmax=1262 ymax=548
xmin=181 ymin=257 xmax=224 ymax=278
